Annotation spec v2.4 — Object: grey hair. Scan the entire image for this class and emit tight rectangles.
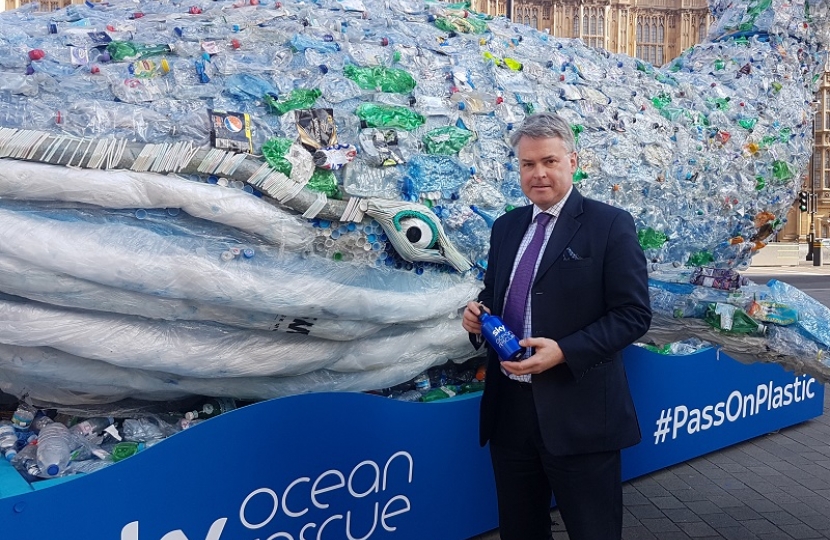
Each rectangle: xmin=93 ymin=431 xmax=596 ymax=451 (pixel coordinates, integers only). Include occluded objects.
xmin=509 ymin=112 xmax=577 ymax=153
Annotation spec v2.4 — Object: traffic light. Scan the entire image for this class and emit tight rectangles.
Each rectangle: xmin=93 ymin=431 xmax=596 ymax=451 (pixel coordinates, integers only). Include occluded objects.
xmin=799 ymin=190 xmax=809 ymax=212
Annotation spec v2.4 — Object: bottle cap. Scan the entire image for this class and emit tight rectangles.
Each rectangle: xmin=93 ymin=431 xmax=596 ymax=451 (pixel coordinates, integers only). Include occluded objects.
xmin=47 ymin=464 xmax=60 ymax=476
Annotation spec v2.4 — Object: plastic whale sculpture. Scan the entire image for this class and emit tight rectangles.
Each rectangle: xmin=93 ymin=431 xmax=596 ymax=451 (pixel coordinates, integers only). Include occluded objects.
xmin=0 ymin=0 xmax=828 ymax=406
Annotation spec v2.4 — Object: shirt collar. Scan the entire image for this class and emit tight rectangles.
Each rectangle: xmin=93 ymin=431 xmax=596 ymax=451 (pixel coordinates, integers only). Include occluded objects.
xmin=532 ymin=186 xmax=573 ymax=221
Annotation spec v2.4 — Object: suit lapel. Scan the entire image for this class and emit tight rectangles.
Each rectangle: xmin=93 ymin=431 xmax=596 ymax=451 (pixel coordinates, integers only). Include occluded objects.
xmin=495 ymin=206 xmax=532 ymax=311
xmin=535 ymin=190 xmax=584 ymax=283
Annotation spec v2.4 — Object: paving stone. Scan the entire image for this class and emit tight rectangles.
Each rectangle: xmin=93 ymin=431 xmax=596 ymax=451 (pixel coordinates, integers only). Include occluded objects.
xmin=627 ymin=503 xmax=666 ymax=520
xmin=708 ymin=493 xmax=749 ymax=508
xmin=685 ymin=500 xmax=726 ymax=515
xmin=621 ymin=525 xmax=658 ymax=540
xmin=777 ymin=523 xmax=826 ymax=539
xmin=746 ymin=498 xmax=787 ymax=513
xmin=700 ymin=512 xmax=742 ymax=529
xmin=655 ymin=532 xmax=694 ymax=540
xmin=719 ymin=526 xmax=763 ymax=540
xmin=640 ymin=517 xmax=681 ymax=533
xmin=758 ymin=511 xmax=806 ymax=526
xmin=755 ymin=533 xmax=797 ymax=540
xmin=677 ymin=521 xmax=719 ymax=538
xmin=630 ymin=478 xmax=672 ymax=498
xmin=740 ymin=519 xmax=786 ymax=535
xmin=624 ymin=490 xmax=652 ymax=506
xmin=723 ymin=505 xmax=764 ymax=521
xmin=651 ymin=496 xmax=686 ymax=510
xmin=673 ymin=489 xmax=711 ymax=503
xmin=797 ymin=513 xmax=830 ymax=531
xmin=662 ymin=507 xmax=701 ymax=523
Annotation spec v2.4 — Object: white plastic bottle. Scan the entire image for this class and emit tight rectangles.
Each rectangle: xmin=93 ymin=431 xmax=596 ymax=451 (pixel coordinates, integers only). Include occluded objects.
xmin=36 ymin=421 xmax=74 ymax=477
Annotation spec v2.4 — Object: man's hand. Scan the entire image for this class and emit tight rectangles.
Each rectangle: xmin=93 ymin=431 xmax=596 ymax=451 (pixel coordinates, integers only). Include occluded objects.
xmin=462 ymin=301 xmax=489 ymax=334
xmin=501 ymin=337 xmax=565 ymax=376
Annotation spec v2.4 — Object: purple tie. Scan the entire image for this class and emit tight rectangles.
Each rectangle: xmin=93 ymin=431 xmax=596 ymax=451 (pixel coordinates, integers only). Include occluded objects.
xmin=502 ymin=213 xmax=552 ymax=339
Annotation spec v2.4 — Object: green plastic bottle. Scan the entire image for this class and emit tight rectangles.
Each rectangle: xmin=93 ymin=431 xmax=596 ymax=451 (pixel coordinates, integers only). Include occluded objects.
xmin=343 ymin=65 xmax=416 ymax=94
xmin=261 ymin=138 xmax=295 ymax=176
xmin=106 ymin=41 xmax=173 ymax=62
xmin=422 ymin=126 xmax=474 ymax=155
xmin=355 ymin=103 xmax=425 ymax=131
xmin=420 ymin=385 xmax=460 ymax=402
xmin=264 ymin=89 xmax=322 ymax=116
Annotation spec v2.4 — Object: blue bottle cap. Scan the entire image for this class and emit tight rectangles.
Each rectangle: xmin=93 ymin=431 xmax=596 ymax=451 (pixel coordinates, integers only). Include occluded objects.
xmin=242 ymin=248 xmax=255 ymax=258
xmin=47 ymin=464 xmax=60 ymax=476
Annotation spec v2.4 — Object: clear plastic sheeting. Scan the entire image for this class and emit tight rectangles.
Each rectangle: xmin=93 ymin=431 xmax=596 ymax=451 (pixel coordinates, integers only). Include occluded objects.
xmin=0 ymin=0 xmax=829 ymax=405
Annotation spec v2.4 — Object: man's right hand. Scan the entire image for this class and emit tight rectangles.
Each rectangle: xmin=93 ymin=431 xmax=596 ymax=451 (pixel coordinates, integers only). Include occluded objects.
xmin=462 ymin=301 xmax=489 ymax=334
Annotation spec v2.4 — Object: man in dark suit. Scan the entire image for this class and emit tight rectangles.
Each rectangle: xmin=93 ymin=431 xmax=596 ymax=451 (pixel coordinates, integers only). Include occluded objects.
xmin=462 ymin=112 xmax=652 ymax=540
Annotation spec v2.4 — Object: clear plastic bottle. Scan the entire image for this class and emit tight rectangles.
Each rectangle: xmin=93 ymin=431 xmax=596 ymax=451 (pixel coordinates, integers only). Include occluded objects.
xmin=36 ymin=421 xmax=74 ymax=477
xmin=0 ymin=420 xmax=19 ymax=461
xmin=69 ymin=417 xmax=114 ymax=439
xmin=10 ymin=402 xmax=36 ymax=430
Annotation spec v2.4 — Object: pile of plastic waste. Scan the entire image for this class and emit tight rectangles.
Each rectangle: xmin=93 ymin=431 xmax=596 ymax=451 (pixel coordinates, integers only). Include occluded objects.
xmin=0 ymin=0 xmax=829 ymax=407
xmin=1 ymin=397 xmax=241 ymax=481
xmin=0 ymin=356 xmax=484 ymax=481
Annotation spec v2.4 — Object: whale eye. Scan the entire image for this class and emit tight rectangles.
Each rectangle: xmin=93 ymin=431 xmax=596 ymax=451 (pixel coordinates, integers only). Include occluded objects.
xmin=396 ymin=212 xmax=438 ymax=250
xmin=365 ymin=201 xmax=472 ymax=272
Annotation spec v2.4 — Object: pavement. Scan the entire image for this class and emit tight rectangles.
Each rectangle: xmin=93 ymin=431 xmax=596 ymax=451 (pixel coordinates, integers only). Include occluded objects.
xmin=470 ymin=258 xmax=830 ymax=540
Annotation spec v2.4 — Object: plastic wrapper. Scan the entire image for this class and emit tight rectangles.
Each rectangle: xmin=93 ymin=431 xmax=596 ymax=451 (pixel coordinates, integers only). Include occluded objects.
xmin=0 ymin=0 xmax=829 ymax=406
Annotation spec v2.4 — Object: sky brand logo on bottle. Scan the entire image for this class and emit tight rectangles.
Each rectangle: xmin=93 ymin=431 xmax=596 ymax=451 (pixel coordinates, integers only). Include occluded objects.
xmin=478 ymin=312 xmax=524 ymax=361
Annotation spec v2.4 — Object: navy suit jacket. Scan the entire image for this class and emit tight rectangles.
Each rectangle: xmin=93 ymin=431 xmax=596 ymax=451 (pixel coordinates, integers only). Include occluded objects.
xmin=477 ymin=189 xmax=652 ymax=456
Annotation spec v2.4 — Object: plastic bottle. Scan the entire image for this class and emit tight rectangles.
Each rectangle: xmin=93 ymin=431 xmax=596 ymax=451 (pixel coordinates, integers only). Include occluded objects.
xmin=69 ymin=417 xmax=114 ymax=439
xmin=10 ymin=402 xmax=36 ymax=430
xmin=355 ymin=102 xmax=425 ymax=131
xmin=420 ymin=385 xmax=459 ymax=402
xmin=0 ymin=421 xmax=19 ymax=461
xmin=478 ymin=310 xmax=525 ymax=362
xmin=342 ymin=64 xmax=416 ymax=93
xmin=10 ymin=443 xmax=41 ymax=480
xmin=264 ymin=88 xmax=322 ymax=115
xmin=106 ymin=40 xmax=172 ymax=62
xmin=184 ymin=397 xmax=237 ymax=421
xmin=36 ymin=421 xmax=74 ymax=477
xmin=411 ymin=372 xmax=431 ymax=392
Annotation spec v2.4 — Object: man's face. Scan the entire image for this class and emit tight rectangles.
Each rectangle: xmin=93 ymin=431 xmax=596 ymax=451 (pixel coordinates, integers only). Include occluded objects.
xmin=516 ymin=136 xmax=577 ymax=210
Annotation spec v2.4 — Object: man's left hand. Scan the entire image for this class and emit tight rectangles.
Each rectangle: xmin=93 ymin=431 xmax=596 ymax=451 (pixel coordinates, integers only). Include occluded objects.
xmin=500 ymin=337 xmax=565 ymax=376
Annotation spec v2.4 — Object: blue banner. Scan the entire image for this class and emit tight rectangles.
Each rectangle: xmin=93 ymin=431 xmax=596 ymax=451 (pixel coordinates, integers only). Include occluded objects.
xmin=0 ymin=347 xmax=823 ymax=540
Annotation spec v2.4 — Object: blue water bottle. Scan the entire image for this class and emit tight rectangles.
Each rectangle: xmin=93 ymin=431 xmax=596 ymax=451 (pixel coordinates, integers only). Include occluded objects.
xmin=478 ymin=311 xmax=525 ymax=362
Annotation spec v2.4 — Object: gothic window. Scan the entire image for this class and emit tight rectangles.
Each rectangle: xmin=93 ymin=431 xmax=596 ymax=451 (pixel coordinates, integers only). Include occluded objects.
xmin=636 ymin=15 xmax=665 ymax=66
xmin=573 ymin=15 xmax=579 ymax=36
xmin=578 ymin=7 xmax=603 ymax=48
xmin=532 ymin=8 xmax=538 ymax=28
xmin=543 ymin=5 xmax=550 ymax=18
